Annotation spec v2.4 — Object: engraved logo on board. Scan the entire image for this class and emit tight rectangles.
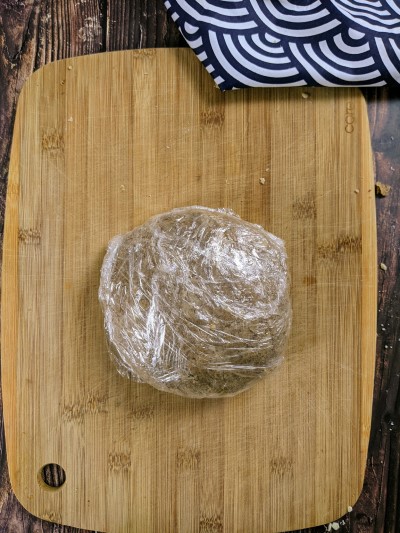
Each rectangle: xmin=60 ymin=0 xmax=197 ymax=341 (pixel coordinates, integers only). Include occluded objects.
xmin=345 ymin=101 xmax=355 ymax=134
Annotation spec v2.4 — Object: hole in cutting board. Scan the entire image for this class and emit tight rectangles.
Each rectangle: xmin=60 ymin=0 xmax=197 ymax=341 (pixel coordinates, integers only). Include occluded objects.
xmin=39 ymin=463 xmax=66 ymax=490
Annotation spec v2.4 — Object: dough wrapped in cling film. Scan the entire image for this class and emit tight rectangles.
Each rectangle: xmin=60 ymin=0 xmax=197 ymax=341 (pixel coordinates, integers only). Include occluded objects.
xmin=99 ymin=206 xmax=291 ymax=398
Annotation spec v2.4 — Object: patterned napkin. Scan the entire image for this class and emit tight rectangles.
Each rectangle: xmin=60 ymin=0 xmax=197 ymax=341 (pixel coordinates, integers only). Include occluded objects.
xmin=164 ymin=0 xmax=400 ymax=90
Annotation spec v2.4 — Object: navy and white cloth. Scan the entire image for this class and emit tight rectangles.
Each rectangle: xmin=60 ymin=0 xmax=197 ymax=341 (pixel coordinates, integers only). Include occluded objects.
xmin=164 ymin=0 xmax=400 ymax=89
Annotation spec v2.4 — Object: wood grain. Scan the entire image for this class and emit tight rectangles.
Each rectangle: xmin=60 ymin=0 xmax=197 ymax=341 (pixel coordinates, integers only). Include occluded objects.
xmin=2 ymin=49 xmax=376 ymax=533
xmin=0 ymin=2 xmax=398 ymax=533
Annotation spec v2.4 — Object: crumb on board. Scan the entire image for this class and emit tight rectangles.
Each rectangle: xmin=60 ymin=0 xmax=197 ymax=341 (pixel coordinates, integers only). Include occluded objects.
xmin=375 ymin=181 xmax=391 ymax=197
xmin=354 ymin=188 xmax=359 ymax=194
xmin=380 ymin=262 xmax=387 ymax=271
xmin=67 ymin=65 xmax=73 ymax=70
xmin=348 ymin=506 xmax=353 ymax=513
xmin=301 ymin=91 xmax=310 ymax=99
xmin=259 ymin=177 xmax=266 ymax=185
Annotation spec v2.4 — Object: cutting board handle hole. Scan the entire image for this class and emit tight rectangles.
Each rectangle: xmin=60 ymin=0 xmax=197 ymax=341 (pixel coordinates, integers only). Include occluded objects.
xmin=38 ymin=463 xmax=66 ymax=490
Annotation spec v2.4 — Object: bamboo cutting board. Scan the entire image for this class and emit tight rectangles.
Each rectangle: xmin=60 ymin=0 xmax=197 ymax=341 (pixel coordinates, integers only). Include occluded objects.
xmin=2 ymin=49 xmax=376 ymax=533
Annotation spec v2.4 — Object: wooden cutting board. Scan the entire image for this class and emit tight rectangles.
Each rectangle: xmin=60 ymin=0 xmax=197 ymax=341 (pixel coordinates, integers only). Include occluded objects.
xmin=2 ymin=49 xmax=376 ymax=533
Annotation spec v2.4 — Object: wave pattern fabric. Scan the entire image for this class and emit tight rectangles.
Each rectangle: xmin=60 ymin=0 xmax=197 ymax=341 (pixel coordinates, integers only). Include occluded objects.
xmin=164 ymin=0 xmax=400 ymax=89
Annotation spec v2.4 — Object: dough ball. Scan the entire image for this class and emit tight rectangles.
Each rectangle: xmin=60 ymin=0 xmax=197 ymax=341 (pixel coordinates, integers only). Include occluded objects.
xmin=99 ymin=206 xmax=291 ymax=398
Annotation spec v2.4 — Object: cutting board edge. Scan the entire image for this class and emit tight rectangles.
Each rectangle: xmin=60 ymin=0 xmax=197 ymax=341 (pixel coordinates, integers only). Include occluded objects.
xmin=1 ymin=87 xmax=22 ymax=493
xmin=360 ymin=98 xmax=378 ymax=465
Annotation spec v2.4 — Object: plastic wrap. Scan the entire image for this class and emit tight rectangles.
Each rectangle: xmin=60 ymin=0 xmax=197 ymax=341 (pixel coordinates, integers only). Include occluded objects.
xmin=99 ymin=206 xmax=291 ymax=398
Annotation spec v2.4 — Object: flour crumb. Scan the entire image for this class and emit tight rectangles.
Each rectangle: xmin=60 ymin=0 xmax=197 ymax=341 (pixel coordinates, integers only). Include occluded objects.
xmin=380 ymin=263 xmax=387 ymax=271
xmin=348 ymin=506 xmax=353 ymax=513
xmin=259 ymin=177 xmax=266 ymax=185
xmin=331 ymin=523 xmax=340 ymax=531
xmin=375 ymin=181 xmax=391 ymax=197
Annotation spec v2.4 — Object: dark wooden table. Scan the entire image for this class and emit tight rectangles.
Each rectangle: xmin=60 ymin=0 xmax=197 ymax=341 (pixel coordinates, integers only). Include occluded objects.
xmin=0 ymin=2 xmax=399 ymax=532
